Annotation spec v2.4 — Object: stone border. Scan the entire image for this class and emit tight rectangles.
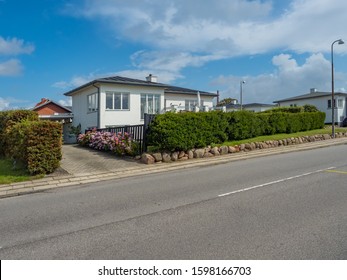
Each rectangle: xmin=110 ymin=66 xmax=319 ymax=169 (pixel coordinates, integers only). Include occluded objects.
xmin=140 ymin=133 xmax=347 ymax=164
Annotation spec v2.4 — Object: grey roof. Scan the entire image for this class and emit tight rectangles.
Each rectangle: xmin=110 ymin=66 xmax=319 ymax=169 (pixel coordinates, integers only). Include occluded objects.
xmin=63 ymin=76 xmax=217 ymax=97
xmin=274 ymin=91 xmax=347 ymax=103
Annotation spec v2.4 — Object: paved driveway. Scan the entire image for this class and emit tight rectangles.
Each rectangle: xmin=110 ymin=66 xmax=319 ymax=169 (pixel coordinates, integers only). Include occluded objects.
xmin=59 ymin=144 xmax=144 ymax=176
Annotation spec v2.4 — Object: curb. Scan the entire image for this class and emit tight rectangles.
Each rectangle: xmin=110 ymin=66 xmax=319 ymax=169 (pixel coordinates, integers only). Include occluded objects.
xmin=1 ymin=137 xmax=347 ymax=199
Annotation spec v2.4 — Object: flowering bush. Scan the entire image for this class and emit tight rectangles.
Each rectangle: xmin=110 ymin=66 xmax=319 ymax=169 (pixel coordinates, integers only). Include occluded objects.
xmin=77 ymin=130 xmax=138 ymax=156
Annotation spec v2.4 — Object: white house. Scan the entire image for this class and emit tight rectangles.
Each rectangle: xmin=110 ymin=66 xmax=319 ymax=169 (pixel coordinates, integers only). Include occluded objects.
xmin=274 ymin=88 xmax=347 ymax=124
xmin=63 ymin=75 xmax=217 ymax=131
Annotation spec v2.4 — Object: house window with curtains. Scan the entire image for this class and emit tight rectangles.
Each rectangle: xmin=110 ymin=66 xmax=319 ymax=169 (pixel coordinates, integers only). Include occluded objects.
xmin=87 ymin=93 xmax=98 ymax=112
xmin=141 ymin=94 xmax=160 ymax=119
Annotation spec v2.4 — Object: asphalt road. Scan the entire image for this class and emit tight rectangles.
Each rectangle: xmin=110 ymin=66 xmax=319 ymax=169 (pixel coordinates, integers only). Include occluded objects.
xmin=0 ymin=145 xmax=347 ymax=259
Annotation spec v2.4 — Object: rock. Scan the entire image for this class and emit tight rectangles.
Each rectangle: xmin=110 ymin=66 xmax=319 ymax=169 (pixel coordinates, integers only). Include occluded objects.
xmin=228 ymin=146 xmax=237 ymax=153
xmin=135 ymin=155 xmax=142 ymax=160
xmin=141 ymin=153 xmax=155 ymax=164
xmin=188 ymin=150 xmax=194 ymax=159
xmin=178 ymin=151 xmax=186 ymax=159
xmin=219 ymin=146 xmax=229 ymax=155
xmin=323 ymin=134 xmax=331 ymax=140
xmin=244 ymin=143 xmax=252 ymax=151
xmin=211 ymin=147 xmax=220 ymax=155
xmin=178 ymin=156 xmax=189 ymax=161
xmin=171 ymin=152 xmax=178 ymax=161
xmin=162 ymin=152 xmax=171 ymax=162
xmin=240 ymin=144 xmax=245 ymax=151
xmin=152 ymin=152 xmax=162 ymax=162
xmin=251 ymin=142 xmax=256 ymax=150
xmin=194 ymin=148 xmax=205 ymax=158
xmin=204 ymin=152 xmax=214 ymax=158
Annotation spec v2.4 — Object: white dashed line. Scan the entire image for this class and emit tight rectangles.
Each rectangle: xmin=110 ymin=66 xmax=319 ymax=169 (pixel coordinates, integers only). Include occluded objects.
xmin=218 ymin=166 xmax=336 ymax=197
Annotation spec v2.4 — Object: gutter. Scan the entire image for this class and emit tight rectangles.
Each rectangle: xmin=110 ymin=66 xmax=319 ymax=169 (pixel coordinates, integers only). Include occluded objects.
xmin=92 ymin=83 xmax=101 ymax=129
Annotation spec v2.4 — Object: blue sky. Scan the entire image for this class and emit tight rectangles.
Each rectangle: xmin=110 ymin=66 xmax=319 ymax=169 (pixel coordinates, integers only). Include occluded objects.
xmin=1 ymin=0 xmax=347 ymax=110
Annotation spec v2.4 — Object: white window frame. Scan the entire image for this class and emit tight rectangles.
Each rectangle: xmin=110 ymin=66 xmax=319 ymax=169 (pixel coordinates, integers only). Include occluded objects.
xmin=105 ymin=92 xmax=130 ymax=111
xmin=141 ymin=94 xmax=161 ymax=119
xmin=87 ymin=93 xmax=98 ymax=113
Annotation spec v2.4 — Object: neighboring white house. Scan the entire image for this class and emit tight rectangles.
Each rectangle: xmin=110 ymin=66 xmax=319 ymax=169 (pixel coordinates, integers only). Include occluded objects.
xmin=63 ymin=75 xmax=217 ymax=131
xmin=225 ymin=103 xmax=276 ymax=112
xmin=274 ymin=88 xmax=347 ymax=124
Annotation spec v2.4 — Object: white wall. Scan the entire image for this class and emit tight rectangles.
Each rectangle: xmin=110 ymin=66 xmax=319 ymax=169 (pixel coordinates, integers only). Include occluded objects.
xmin=99 ymin=84 xmax=164 ymax=128
xmin=277 ymin=95 xmax=347 ymax=124
xmin=71 ymin=87 xmax=98 ymax=132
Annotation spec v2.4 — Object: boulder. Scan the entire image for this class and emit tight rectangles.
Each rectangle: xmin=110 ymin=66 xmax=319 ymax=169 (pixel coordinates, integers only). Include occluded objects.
xmin=228 ymin=146 xmax=237 ymax=153
xmin=188 ymin=150 xmax=194 ymax=159
xmin=219 ymin=146 xmax=229 ymax=155
xmin=178 ymin=151 xmax=186 ymax=159
xmin=152 ymin=152 xmax=162 ymax=162
xmin=211 ymin=147 xmax=220 ymax=156
xmin=141 ymin=153 xmax=155 ymax=164
xmin=162 ymin=152 xmax=171 ymax=162
xmin=194 ymin=148 xmax=205 ymax=158
xmin=171 ymin=152 xmax=179 ymax=161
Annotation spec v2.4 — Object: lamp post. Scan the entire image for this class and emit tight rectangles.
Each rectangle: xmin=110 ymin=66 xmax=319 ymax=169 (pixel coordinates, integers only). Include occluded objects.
xmin=240 ymin=80 xmax=246 ymax=111
xmin=331 ymin=39 xmax=344 ymax=138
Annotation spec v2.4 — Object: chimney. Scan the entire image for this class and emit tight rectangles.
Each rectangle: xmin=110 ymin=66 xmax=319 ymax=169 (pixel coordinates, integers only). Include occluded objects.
xmin=310 ymin=88 xmax=317 ymax=93
xmin=146 ymin=74 xmax=158 ymax=83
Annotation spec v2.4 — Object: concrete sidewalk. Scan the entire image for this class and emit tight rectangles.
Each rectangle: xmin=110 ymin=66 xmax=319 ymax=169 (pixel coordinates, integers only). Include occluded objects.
xmin=1 ymin=138 xmax=347 ymax=199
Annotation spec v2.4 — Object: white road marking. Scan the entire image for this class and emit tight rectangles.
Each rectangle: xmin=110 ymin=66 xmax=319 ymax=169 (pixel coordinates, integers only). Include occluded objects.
xmin=218 ymin=166 xmax=336 ymax=197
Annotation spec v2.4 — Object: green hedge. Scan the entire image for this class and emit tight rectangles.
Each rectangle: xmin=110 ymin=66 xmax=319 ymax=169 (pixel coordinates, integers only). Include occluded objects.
xmin=147 ymin=111 xmax=228 ymax=151
xmin=0 ymin=110 xmax=39 ymax=156
xmin=147 ymin=110 xmax=325 ymax=151
xmin=6 ymin=120 xmax=62 ymax=175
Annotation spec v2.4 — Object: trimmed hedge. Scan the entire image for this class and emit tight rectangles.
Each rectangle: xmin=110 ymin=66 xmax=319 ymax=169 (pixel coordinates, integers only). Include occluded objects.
xmin=0 ymin=110 xmax=39 ymax=156
xmin=147 ymin=109 xmax=326 ymax=151
xmin=6 ymin=120 xmax=62 ymax=175
xmin=147 ymin=111 xmax=228 ymax=151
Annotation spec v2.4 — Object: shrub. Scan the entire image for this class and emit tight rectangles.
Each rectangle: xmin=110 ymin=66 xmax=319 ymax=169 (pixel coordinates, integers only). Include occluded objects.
xmin=0 ymin=110 xmax=39 ymax=156
xmin=147 ymin=111 xmax=228 ymax=151
xmin=78 ymin=130 xmax=137 ymax=156
xmin=6 ymin=120 xmax=62 ymax=175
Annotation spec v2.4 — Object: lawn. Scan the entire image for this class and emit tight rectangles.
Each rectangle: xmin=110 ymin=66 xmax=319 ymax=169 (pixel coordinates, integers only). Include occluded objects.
xmin=222 ymin=126 xmax=347 ymax=146
xmin=0 ymin=158 xmax=43 ymax=185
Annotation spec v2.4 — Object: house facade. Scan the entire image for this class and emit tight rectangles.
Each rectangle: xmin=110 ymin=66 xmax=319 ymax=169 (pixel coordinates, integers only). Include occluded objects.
xmin=274 ymin=88 xmax=347 ymax=124
xmin=64 ymin=75 xmax=217 ymax=131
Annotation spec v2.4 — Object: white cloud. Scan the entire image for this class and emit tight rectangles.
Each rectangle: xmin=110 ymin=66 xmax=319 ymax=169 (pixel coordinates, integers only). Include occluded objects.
xmin=0 ymin=59 xmax=23 ymax=76
xmin=0 ymin=36 xmax=35 ymax=56
xmin=58 ymin=98 xmax=72 ymax=107
xmin=69 ymin=0 xmax=347 ymax=55
xmin=212 ymin=53 xmax=345 ymax=103
xmin=61 ymin=0 xmax=347 ymax=88
xmin=0 ymin=97 xmax=10 ymax=111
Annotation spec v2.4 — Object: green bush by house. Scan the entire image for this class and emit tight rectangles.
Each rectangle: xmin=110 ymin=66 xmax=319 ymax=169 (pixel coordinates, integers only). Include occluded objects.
xmin=1 ymin=110 xmax=62 ymax=175
xmin=147 ymin=107 xmax=325 ymax=151
xmin=0 ymin=110 xmax=39 ymax=156
xmin=147 ymin=111 xmax=228 ymax=151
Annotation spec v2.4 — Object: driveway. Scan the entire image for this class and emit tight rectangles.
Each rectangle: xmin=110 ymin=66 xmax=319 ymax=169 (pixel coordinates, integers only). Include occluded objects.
xmin=58 ymin=144 xmax=144 ymax=176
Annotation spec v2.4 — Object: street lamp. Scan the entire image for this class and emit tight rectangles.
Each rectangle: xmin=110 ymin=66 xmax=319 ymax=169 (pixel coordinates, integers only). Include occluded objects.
xmin=240 ymin=80 xmax=246 ymax=111
xmin=331 ymin=39 xmax=344 ymax=138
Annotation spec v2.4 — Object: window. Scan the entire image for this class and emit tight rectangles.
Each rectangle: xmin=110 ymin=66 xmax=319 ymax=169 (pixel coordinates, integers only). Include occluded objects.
xmin=87 ymin=93 xmax=98 ymax=112
xmin=141 ymin=94 xmax=161 ymax=119
xmin=338 ymin=99 xmax=343 ymax=108
xmin=106 ymin=92 xmax=129 ymax=110
xmin=328 ymin=99 xmax=336 ymax=109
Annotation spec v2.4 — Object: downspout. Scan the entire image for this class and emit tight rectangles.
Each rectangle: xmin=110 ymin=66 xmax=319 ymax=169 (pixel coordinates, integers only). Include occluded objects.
xmin=92 ymin=83 xmax=101 ymax=128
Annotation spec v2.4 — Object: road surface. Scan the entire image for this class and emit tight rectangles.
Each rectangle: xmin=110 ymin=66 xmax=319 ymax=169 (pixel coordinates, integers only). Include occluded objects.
xmin=0 ymin=145 xmax=346 ymax=259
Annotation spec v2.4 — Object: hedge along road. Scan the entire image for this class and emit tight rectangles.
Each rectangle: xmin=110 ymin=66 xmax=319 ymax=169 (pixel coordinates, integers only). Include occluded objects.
xmin=0 ymin=144 xmax=347 ymax=259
